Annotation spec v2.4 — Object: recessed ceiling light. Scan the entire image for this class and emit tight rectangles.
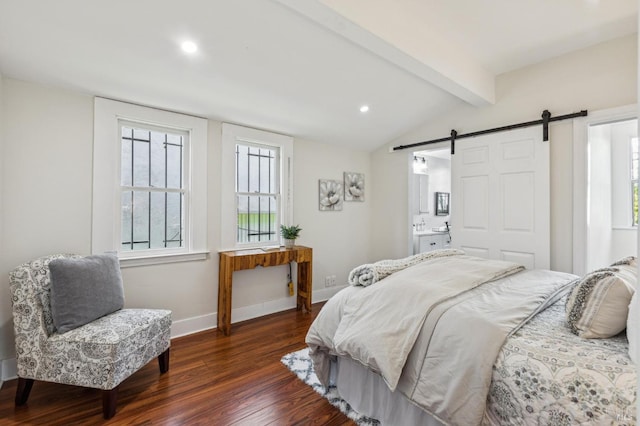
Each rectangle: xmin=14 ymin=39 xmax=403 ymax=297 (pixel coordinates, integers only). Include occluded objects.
xmin=360 ymin=105 xmax=370 ymax=113
xmin=181 ymin=41 xmax=198 ymax=54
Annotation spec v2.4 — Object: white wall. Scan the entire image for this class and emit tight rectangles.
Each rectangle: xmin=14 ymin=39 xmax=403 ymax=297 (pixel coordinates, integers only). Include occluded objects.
xmin=371 ymin=34 xmax=638 ymax=273
xmin=0 ymin=73 xmax=8 ymax=369
xmin=294 ymin=138 xmax=371 ymax=289
xmin=0 ymin=78 xmax=372 ymax=364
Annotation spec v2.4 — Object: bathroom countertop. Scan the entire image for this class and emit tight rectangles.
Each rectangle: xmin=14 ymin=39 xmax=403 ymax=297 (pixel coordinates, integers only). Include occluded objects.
xmin=413 ymin=230 xmax=448 ymax=237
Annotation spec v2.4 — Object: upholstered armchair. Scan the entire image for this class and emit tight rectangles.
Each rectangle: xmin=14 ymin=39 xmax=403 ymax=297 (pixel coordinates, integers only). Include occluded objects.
xmin=9 ymin=254 xmax=172 ymax=419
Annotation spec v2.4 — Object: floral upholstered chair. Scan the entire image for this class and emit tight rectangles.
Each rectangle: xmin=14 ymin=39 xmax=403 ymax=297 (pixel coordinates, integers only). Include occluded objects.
xmin=9 ymin=254 xmax=172 ymax=419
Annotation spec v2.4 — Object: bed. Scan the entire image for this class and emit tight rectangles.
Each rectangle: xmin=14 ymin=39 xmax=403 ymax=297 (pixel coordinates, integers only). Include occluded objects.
xmin=306 ymin=250 xmax=637 ymax=425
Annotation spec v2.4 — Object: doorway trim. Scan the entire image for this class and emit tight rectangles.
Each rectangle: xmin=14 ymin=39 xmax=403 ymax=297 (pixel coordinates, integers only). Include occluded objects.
xmin=572 ymin=104 xmax=637 ymax=276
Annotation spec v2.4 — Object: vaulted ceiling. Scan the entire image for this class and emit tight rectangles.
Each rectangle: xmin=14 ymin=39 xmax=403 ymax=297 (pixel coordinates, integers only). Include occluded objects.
xmin=0 ymin=0 xmax=636 ymax=151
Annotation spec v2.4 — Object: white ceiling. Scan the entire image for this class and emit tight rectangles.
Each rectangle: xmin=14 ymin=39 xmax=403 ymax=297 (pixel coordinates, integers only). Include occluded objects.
xmin=0 ymin=0 xmax=636 ymax=151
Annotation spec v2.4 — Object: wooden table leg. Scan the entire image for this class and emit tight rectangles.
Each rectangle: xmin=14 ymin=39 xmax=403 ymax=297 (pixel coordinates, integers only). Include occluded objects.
xmin=218 ymin=254 xmax=233 ymax=335
xmin=297 ymin=260 xmax=312 ymax=312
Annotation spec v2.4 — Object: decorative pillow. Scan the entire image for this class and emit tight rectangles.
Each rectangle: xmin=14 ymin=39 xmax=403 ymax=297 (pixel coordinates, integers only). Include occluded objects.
xmin=49 ymin=254 xmax=124 ymax=333
xmin=628 ymin=291 xmax=638 ymax=363
xmin=566 ymin=257 xmax=637 ymax=339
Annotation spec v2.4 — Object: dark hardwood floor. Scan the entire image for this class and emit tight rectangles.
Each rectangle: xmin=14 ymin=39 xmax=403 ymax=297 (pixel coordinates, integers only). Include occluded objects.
xmin=0 ymin=302 xmax=353 ymax=425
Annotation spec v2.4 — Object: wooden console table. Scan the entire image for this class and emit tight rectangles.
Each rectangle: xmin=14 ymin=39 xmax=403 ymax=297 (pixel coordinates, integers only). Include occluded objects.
xmin=217 ymin=245 xmax=313 ymax=336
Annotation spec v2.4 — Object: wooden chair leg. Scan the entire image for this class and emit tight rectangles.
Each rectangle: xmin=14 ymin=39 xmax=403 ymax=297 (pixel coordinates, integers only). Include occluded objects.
xmin=102 ymin=388 xmax=118 ymax=419
xmin=158 ymin=348 xmax=170 ymax=373
xmin=15 ymin=378 xmax=34 ymax=406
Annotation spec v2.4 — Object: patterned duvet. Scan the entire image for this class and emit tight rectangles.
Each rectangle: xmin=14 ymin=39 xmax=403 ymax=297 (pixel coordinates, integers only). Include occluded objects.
xmin=485 ymin=297 xmax=636 ymax=425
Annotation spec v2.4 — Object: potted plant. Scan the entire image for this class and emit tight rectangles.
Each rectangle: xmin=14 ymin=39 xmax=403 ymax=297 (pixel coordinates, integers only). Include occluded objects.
xmin=281 ymin=225 xmax=302 ymax=249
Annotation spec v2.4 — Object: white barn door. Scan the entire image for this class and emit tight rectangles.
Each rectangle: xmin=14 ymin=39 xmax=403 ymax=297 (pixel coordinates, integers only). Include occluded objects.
xmin=450 ymin=127 xmax=550 ymax=270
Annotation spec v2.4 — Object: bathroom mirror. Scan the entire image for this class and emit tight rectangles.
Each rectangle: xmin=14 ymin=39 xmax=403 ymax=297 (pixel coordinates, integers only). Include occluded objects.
xmin=435 ymin=192 xmax=449 ymax=216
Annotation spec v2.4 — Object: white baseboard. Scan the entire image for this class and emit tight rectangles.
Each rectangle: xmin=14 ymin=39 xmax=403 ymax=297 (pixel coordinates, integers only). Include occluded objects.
xmin=313 ymin=285 xmax=345 ymax=302
xmin=170 ymin=287 xmax=344 ymax=336
xmin=0 ymin=287 xmax=345 ymax=383
xmin=170 ymin=312 xmax=217 ymax=338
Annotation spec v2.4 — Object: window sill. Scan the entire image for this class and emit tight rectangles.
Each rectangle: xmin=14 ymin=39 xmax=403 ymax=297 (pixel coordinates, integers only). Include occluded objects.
xmin=119 ymin=251 xmax=209 ymax=268
xmin=612 ymin=226 xmax=637 ymax=231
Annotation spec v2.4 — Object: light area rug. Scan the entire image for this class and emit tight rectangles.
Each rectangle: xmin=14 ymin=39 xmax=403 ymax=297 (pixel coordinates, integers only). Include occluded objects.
xmin=281 ymin=348 xmax=380 ymax=425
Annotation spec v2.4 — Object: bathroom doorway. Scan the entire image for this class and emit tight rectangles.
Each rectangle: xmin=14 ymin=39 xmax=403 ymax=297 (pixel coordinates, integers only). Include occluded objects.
xmin=410 ymin=147 xmax=451 ymax=254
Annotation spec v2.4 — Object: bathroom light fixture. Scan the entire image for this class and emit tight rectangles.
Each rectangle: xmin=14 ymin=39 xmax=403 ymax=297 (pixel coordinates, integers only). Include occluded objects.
xmin=413 ymin=156 xmax=428 ymax=174
xmin=181 ymin=41 xmax=198 ymax=54
xmin=359 ymin=105 xmax=370 ymax=113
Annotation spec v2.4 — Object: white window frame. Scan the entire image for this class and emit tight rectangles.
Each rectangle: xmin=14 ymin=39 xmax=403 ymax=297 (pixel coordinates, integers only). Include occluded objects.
xmin=221 ymin=123 xmax=293 ymax=250
xmin=93 ymin=98 xmax=208 ymax=267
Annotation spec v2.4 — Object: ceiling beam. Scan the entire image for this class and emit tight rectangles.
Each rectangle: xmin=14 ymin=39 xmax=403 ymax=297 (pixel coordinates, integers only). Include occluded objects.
xmin=273 ymin=0 xmax=495 ymax=106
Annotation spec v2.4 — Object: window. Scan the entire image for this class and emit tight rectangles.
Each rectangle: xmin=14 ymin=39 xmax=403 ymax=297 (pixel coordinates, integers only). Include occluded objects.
xmin=93 ymin=98 xmax=208 ymax=266
xmin=236 ymin=143 xmax=279 ymax=244
xmin=221 ymin=123 xmax=293 ymax=249
xmin=632 ymin=137 xmax=638 ymax=226
xmin=120 ymin=122 xmax=187 ymax=251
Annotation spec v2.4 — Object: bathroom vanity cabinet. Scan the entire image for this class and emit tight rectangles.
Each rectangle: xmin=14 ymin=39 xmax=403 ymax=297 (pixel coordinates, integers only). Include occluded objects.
xmin=414 ymin=232 xmax=451 ymax=254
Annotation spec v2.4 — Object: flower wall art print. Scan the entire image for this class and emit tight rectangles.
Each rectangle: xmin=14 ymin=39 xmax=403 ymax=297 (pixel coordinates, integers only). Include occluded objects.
xmin=319 ymin=179 xmax=343 ymax=211
xmin=344 ymin=172 xmax=364 ymax=201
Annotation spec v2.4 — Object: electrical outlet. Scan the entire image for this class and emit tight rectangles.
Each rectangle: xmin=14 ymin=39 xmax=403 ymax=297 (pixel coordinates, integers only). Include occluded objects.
xmin=324 ymin=275 xmax=337 ymax=287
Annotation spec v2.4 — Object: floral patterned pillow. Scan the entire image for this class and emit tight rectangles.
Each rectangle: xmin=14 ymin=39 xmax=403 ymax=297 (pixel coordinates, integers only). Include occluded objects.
xmin=565 ymin=257 xmax=636 ymax=339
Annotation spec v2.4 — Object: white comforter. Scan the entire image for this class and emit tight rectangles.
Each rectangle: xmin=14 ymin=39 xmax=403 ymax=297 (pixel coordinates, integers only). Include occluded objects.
xmin=306 ymin=254 xmax=577 ymax=426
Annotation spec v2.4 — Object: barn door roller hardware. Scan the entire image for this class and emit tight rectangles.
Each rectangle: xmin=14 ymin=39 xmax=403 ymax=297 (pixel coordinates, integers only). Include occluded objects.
xmin=393 ymin=109 xmax=588 ymax=155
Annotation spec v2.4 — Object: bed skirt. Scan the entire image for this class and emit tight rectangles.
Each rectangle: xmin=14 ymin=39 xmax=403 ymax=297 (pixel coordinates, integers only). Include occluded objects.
xmin=332 ymin=356 xmax=444 ymax=426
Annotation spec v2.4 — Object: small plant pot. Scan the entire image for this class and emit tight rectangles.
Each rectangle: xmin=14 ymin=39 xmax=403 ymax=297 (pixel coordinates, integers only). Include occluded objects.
xmin=284 ymin=239 xmax=296 ymax=249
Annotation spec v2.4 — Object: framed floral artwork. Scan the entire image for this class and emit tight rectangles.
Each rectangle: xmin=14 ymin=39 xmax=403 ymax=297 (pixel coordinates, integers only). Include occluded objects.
xmin=319 ymin=179 xmax=343 ymax=211
xmin=344 ymin=172 xmax=364 ymax=201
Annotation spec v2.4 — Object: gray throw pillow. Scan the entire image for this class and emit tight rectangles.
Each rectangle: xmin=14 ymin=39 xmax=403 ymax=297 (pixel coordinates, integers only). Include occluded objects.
xmin=49 ymin=254 xmax=124 ymax=334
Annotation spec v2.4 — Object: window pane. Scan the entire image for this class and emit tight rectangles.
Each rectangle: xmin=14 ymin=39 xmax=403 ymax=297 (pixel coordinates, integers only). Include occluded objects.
xmin=259 ymin=148 xmax=273 ymax=194
xmin=150 ymin=192 xmax=165 ymax=248
xmin=150 ymin=131 xmax=167 ymax=189
xmin=133 ymin=139 xmax=149 ymax=187
xmin=235 ymin=142 xmax=279 ymax=244
xmin=166 ymin=192 xmax=183 ymax=248
xmin=235 ymin=144 xmax=249 ymax=192
xmin=248 ymin=146 xmax=260 ymax=193
xmin=235 ymin=144 xmax=276 ymax=194
xmin=121 ymin=191 xmax=133 ymax=250
xmin=133 ymin=128 xmax=149 ymax=140
xmin=121 ymin=129 xmax=133 ymax=186
xmin=166 ymin=142 xmax=182 ymax=189
xmin=120 ymin=122 xmax=187 ymax=252
xmin=237 ymin=195 xmax=277 ymax=243
xmin=122 ymin=190 xmax=184 ymax=251
xmin=132 ymin=191 xmax=150 ymax=248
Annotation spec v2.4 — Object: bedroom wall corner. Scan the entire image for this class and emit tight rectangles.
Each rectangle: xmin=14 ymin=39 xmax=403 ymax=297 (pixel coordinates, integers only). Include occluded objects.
xmin=0 ymin=71 xmax=10 ymax=381
xmin=370 ymin=144 xmax=413 ymax=262
xmin=636 ymin=7 xmax=639 ymax=419
xmin=0 ymin=79 xmax=94 ymax=369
